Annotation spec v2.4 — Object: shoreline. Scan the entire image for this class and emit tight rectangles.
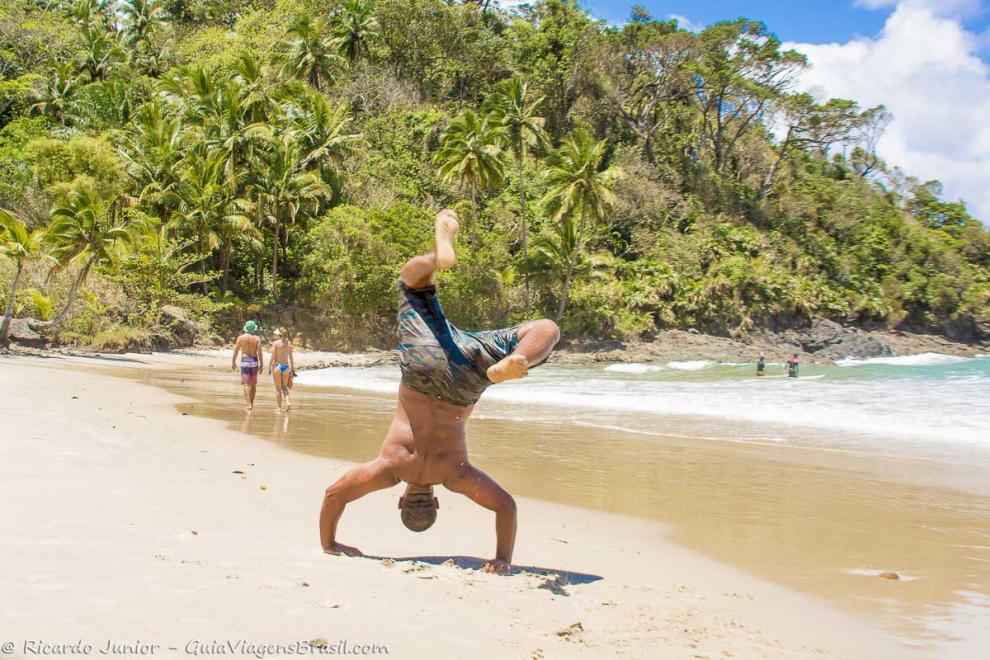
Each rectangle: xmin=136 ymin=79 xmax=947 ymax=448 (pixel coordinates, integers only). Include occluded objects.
xmin=0 ymin=352 xmax=906 ymax=658
xmin=5 ymin=322 xmax=987 ymax=370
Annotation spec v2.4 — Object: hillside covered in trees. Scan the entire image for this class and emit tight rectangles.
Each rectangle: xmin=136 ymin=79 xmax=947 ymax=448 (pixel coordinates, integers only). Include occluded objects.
xmin=1 ymin=0 xmax=988 ymax=350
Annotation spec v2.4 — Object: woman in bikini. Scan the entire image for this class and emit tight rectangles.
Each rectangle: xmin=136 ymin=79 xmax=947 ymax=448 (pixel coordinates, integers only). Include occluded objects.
xmin=269 ymin=327 xmax=296 ymax=412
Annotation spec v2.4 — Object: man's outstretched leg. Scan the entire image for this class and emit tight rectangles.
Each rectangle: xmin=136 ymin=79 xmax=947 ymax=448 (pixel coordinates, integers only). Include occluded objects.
xmin=487 ymin=319 xmax=560 ymax=383
xmin=400 ymin=209 xmax=459 ymax=289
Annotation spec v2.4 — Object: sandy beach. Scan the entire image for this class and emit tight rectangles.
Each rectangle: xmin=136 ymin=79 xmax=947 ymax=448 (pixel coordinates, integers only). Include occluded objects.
xmin=0 ymin=351 xmax=914 ymax=659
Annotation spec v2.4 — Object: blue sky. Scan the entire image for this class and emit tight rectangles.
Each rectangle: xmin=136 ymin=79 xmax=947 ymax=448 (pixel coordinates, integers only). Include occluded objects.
xmin=580 ymin=1 xmax=990 ymax=50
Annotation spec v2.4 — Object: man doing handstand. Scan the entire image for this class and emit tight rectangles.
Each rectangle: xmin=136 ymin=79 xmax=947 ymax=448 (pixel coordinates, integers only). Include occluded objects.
xmin=319 ymin=210 xmax=560 ymax=574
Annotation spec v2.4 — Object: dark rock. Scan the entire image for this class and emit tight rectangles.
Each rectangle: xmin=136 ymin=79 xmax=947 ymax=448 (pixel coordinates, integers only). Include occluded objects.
xmin=161 ymin=305 xmax=199 ymax=347
xmin=7 ymin=318 xmax=46 ymax=347
xmin=798 ymin=319 xmax=893 ymax=360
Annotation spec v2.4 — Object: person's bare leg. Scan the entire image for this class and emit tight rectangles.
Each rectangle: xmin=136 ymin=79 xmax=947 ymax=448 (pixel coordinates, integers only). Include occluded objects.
xmin=399 ymin=210 xmax=459 ymax=288
xmin=434 ymin=209 xmax=459 ymax=269
xmin=272 ymin=372 xmax=283 ymax=411
xmin=248 ymin=383 xmax=257 ymax=410
xmin=242 ymin=384 xmax=253 ymax=411
xmin=281 ymin=372 xmax=292 ymax=410
xmin=487 ymin=319 xmax=560 ymax=383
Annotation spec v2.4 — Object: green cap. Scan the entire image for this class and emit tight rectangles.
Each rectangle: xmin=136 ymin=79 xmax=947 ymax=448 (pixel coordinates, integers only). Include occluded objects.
xmin=243 ymin=320 xmax=260 ymax=333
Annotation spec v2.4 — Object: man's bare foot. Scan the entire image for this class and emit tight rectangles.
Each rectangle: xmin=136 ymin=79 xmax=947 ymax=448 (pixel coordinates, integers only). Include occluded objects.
xmin=435 ymin=209 xmax=459 ymax=270
xmin=324 ymin=542 xmax=363 ymax=557
xmin=483 ymin=558 xmax=511 ymax=574
xmin=487 ymin=354 xmax=528 ymax=383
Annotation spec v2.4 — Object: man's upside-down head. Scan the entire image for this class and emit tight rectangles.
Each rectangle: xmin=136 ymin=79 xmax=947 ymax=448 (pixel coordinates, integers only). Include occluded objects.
xmin=399 ymin=483 xmax=439 ymax=532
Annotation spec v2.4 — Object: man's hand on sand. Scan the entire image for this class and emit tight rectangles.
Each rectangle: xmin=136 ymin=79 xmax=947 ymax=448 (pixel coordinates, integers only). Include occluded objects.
xmin=487 ymin=354 xmax=528 ymax=384
xmin=324 ymin=542 xmax=364 ymax=557
xmin=483 ymin=558 xmax=511 ymax=574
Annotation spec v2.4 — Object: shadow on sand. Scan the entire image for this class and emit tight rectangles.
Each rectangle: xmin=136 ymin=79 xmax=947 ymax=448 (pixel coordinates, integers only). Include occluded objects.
xmin=363 ymin=554 xmax=603 ymax=585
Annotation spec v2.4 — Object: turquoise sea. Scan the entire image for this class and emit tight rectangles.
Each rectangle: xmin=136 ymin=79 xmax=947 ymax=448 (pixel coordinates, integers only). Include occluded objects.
xmin=296 ymin=352 xmax=990 ymax=469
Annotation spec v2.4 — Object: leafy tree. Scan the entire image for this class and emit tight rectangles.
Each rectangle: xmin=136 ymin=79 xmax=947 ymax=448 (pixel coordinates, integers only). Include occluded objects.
xmin=0 ymin=208 xmax=43 ymax=342
xmin=591 ymin=16 xmax=695 ymax=165
xmin=762 ymin=94 xmax=880 ymax=195
xmin=693 ymin=19 xmax=806 ymax=174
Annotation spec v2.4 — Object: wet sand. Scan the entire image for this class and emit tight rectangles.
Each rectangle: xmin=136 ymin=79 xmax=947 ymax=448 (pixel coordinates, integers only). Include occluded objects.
xmin=128 ymin=355 xmax=990 ymax=657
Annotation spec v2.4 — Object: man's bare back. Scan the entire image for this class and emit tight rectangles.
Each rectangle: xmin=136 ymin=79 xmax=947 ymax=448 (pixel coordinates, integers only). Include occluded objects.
xmin=319 ymin=210 xmax=560 ymax=574
xmin=232 ymin=323 xmax=263 ymax=411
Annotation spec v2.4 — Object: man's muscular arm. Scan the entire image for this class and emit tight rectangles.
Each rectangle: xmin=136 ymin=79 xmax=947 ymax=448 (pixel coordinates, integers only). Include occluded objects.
xmin=445 ymin=465 xmax=517 ymax=574
xmin=320 ymin=460 xmax=397 ymax=556
xmin=231 ymin=337 xmax=241 ymax=370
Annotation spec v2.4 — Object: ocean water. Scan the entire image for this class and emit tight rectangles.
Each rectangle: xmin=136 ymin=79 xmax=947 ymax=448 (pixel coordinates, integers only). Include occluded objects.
xmin=295 ymin=353 xmax=990 ymax=464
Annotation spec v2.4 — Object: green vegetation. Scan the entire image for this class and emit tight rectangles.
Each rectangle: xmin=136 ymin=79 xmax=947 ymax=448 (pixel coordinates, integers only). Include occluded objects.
xmin=0 ymin=0 xmax=987 ymax=350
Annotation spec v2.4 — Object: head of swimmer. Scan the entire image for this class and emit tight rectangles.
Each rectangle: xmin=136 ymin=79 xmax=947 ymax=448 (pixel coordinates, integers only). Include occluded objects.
xmin=398 ymin=484 xmax=439 ymax=532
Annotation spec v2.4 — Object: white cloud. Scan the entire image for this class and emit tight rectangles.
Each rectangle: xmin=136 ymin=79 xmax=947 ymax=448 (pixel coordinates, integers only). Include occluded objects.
xmin=786 ymin=0 xmax=990 ymax=221
xmin=669 ymin=14 xmax=704 ymax=33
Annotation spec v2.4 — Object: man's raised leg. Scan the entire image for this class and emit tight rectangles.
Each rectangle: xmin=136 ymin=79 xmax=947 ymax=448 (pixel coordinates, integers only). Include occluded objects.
xmin=487 ymin=319 xmax=561 ymax=383
xmin=399 ymin=210 xmax=459 ymax=288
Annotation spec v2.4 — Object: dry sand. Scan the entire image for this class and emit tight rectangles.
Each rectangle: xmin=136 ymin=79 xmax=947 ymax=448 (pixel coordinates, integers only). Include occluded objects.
xmin=0 ymin=352 xmax=902 ymax=658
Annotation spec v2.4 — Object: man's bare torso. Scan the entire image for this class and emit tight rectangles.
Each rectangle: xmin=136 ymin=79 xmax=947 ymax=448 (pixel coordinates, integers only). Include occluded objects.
xmin=235 ymin=333 xmax=261 ymax=357
xmin=376 ymin=384 xmax=474 ymax=487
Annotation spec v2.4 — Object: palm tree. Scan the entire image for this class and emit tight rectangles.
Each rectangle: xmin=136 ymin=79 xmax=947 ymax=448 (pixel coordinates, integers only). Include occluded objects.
xmin=168 ymin=149 xmax=248 ymax=293
xmin=235 ymin=53 xmax=281 ymax=125
xmin=332 ymin=0 xmax=380 ymax=63
xmin=254 ymin=135 xmax=331 ymax=300
xmin=541 ymin=129 xmax=623 ymax=321
xmin=433 ymin=110 xmax=506 ymax=241
xmin=287 ymin=89 xmax=360 ymax=194
xmin=485 ymin=77 xmax=546 ymax=293
xmin=278 ymin=15 xmax=341 ymax=91
xmin=1 ymin=210 xmax=43 ymax=343
xmin=38 ymin=187 xmax=134 ymax=328
xmin=77 ymin=26 xmax=125 ymax=82
xmin=30 ymin=63 xmax=81 ymax=124
xmin=531 ymin=218 xmax=612 ymax=323
xmin=120 ymin=0 xmax=161 ymax=48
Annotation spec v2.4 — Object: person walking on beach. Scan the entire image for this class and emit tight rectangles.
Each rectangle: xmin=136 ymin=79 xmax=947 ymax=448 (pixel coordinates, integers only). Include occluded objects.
xmin=787 ymin=353 xmax=800 ymax=378
xmin=269 ymin=327 xmax=296 ymax=412
xmin=232 ymin=320 xmax=263 ymax=411
xmin=757 ymin=355 xmax=766 ymax=376
xmin=319 ymin=210 xmax=560 ymax=574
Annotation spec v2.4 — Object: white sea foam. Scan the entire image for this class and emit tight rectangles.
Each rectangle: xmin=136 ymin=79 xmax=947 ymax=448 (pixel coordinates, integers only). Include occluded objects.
xmin=295 ymin=360 xmax=990 ymax=449
xmin=294 ymin=366 xmax=399 ymax=393
xmin=666 ymin=360 xmax=714 ymax=371
xmin=603 ymin=363 xmax=664 ymax=374
xmin=835 ymin=352 xmax=967 ymax=367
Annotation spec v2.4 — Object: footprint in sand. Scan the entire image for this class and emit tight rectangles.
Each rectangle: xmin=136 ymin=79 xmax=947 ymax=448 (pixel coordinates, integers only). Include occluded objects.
xmin=534 ymin=574 xmax=569 ymax=596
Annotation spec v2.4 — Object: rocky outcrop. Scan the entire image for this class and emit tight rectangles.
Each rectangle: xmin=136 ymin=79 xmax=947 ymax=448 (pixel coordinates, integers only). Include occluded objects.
xmin=5 ymin=318 xmax=46 ymax=348
xmin=161 ymin=305 xmax=199 ymax=348
xmin=788 ymin=319 xmax=894 ymax=360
